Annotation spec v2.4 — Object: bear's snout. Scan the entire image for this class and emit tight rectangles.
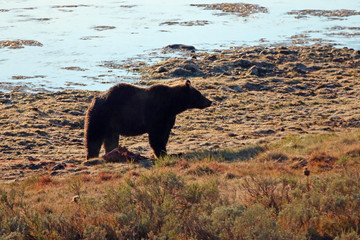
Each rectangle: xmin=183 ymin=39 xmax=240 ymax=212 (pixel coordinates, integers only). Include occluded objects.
xmin=206 ymin=99 xmax=212 ymax=107
xmin=200 ymin=98 xmax=212 ymax=109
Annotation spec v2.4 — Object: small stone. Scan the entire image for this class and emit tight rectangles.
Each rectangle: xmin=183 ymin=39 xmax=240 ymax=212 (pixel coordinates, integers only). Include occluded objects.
xmin=233 ymin=59 xmax=253 ymax=68
xmin=247 ymin=65 xmax=270 ymax=77
xmin=171 ymin=68 xmax=192 ymax=77
xmin=11 ymin=164 xmax=25 ymax=170
xmin=206 ymin=55 xmax=217 ymax=61
xmin=230 ymin=86 xmax=244 ymax=93
xmin=200 ymin=142 xmax=212 ymax=146
xmin=183 ymin=64 xmax=198 ymax=72
xmin=225 ymin=173 xmax=237 ymax=179
xmin=352 ymin=50 xmax=360 ymax=59
xmin=220 ymin=86 xmax=229 ymax=92
xmin=156 ymin=66 xmax=167 ymax=73
xmin=72 ymin=195 xmax=80 ymax=203
xmin=27 ymin=156 xmax=38 ymax=161
xmin=256 ymin=129 xmax=276 ymax=135
xmin=28 ymin=163 xmax=42 ymax=170
xmin=242 ymin=82 xmax=264 ymax=91
xmin=228 ymin=133 xmax=238 ymax=137
xmin=330 ymin=116 xmax=341 ymax=121
xmin=52 ymin=164 xmax=65 ymax=171
xmin=165 ymin=44 xmax=196 ymax=51
xmin=93 ymin=25 xmax=116 ymax=31
xmin=69 ymin=111 xmax=82 ymax=116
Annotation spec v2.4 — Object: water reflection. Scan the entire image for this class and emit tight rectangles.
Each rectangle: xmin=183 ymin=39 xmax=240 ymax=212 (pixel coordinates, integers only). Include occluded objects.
xmin=0 ymin=0 xmax=359 ymax=92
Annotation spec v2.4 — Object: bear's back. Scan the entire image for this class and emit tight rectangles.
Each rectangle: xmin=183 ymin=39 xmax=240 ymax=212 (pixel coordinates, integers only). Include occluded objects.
xmin=103 ymin=83 xmax=145 ymax=106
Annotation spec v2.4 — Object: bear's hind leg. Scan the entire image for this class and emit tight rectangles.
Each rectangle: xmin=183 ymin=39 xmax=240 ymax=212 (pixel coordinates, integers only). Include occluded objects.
xmin=85 ymin=96 xmax=108 ymax=160
xmin=104 ymin=133 xmax=119 ymax=153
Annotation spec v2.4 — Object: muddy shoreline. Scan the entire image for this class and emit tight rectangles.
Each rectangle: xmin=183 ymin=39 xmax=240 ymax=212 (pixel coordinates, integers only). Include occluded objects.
xmin=1 ymin=44 xmax=360 ymax=183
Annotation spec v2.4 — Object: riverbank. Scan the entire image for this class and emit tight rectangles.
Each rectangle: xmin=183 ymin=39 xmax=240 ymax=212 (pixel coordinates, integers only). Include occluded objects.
xmin=1 ymin=44 xmax=360 ymax=183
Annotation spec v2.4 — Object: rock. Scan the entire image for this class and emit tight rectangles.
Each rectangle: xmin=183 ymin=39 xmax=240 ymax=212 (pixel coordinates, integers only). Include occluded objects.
xmin=64 ymin=160 xmax=78 ymax=164
xmin=165 ymin=44 xmax=196 ymax=51
xmin=242 ymin=82 xmax=265 ymax=91
xmin=156 ymin=66 xmax=167 ymax=73
xmin=257 ymin=61 xmax=275 ymax=70
xmin=220 ymin=86 xmax=229 ymax=92
xmin=191 ymin=3 xmax=268 ymax=17
xmin=228 ymin=133 xmax=238 ymax=137
xmin=205 ymin=55 xmax=217 ymax=61
xmin=255 ymin=129 xmax=276 ymax=135
xmin=0 ymin=40 xmax=43 ymax=49
xmin=230 ymin=86 xmax=244 ymax=93
xmin=285 ymin=63 xmax=322 ymax=74
xmin=72 ymin=195 xmax=80 ymax=203
xmin=183 ymin=63 xmax=198 ymax=72
xmin=28 ymin=163 xmax=43 ymax=170
xmin=330 ymin=116 xmax=341 ymax=121
xmin=233 ymin=59 xmax=254 ymax=68
xmin=288 ymin=127 xmax=304 ymax=131
xmin=212 ymin=95 xmax=227 ymax=102
xmin=52 ymin=164 xmax=65 ymax=171
xmin=210 ymin=66 xmax=226 ymax=74
xmin=247 ymin=65 xmax=268 ymax=77
xmin=293 ymin=63 xmax=310 ymax=73
xmin=170 ymin=68 xmax=193 ymax=77
xmin=352 ymin=50 xmax=360 ymax=59
xmin=69 ymin=111 xmax=83 ymax=116
xmin=200 ymin=142 xmax=212 ymax=146
xmin=315 ymin=83 xmax=341 ymax=89
xmin=27 ymin=156 xmax=38 ymax=161
xmin=11 ymin=164 xmax=25 ymax=170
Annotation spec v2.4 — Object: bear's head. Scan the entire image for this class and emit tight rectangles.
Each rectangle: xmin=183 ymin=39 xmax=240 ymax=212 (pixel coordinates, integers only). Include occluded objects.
xmin=183 ymin=80 xmax=212 ymax=109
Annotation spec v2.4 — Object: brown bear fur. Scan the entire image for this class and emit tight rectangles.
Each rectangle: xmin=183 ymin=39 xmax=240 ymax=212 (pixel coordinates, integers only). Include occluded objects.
xmin=84 ymin=80 xmax=212 ymax=159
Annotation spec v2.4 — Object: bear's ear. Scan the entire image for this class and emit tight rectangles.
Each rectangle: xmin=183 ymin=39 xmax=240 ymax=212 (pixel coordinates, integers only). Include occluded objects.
xmin=185 ymin=80 xmax=191 ymax=88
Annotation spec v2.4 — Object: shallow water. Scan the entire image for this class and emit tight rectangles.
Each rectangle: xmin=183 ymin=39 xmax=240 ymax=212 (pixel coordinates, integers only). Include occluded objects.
xmin=0 ymin=0 xmax=359 ymax=92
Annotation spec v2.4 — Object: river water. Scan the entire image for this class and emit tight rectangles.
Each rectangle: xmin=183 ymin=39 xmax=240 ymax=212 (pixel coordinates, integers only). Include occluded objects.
xmin=1 ymin=0 xmax=360 ymax=92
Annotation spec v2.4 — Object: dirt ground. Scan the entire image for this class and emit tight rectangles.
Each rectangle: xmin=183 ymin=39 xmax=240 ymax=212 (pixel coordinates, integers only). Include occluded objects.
xmin=1 ymin=44 xmax=359 ymax=182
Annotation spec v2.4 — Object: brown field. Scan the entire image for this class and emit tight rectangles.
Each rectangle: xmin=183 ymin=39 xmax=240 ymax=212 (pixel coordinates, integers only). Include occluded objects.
xmin=1 ymin=45 xmax=360 ymax=239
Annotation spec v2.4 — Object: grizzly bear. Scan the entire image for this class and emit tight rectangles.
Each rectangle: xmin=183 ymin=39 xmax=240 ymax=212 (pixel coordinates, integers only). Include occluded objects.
xmin=84 ymin=80 xmax=212 ymax=159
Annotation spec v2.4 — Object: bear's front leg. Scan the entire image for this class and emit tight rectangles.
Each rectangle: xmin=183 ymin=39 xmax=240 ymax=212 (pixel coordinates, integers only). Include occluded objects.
xmin=148 ymin=128 xmax=171 ymax=158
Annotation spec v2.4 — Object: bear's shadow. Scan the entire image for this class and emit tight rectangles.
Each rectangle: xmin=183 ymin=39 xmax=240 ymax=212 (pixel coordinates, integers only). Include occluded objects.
xmin=182 ymin=145 xmax=265 ymax=162
xmin=86 ymin=145 xmax=265 ymax=169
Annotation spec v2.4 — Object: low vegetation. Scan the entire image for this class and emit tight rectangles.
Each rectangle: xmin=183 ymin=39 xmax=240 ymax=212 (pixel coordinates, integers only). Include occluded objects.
xmin=1 ymin=44 xmax=360 ymax=238
xmin=1 ymin=130 xmax=360 ymax=239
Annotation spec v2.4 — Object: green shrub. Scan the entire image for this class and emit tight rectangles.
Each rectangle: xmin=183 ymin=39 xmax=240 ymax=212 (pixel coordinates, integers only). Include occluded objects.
xmin=279 ymin=171 xmax=360 ymax=239
xmin=100 ymin=172 xmax=221 ymax=239
xmin=241 ymin=176 xmax=298 ymax=213
xmin=1 ymin=170 xmax=360 ymax=239
xmin=210 ymin=204 xmax=245 ymax=239
xmin=233 ymin=204 xmax=287 ymax=240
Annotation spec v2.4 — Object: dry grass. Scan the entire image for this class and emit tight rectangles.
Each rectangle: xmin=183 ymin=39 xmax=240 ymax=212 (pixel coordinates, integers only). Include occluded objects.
xmin=1 ymin=144 xmax=359 ymax=239
xmin=1 ymin=45 xmax=360 ymax=238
